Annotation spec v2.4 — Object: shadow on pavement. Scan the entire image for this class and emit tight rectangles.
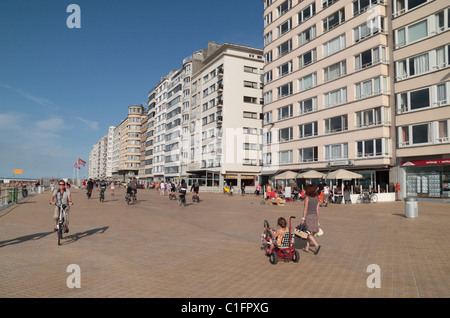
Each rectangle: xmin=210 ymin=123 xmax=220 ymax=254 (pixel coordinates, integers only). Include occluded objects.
xmin=0 ymin=231 xmax=54 ymax=248
xmin=61 ymin=226 xmax=109 ymax=245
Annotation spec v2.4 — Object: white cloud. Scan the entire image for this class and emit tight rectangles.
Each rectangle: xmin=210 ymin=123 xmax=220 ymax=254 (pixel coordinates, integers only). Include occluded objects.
xmin=0 ymin=84 xmax=56 ymax=107
xmin=75 ymin=116 xmax=99 ymax=130
xmin=36 ymin=116 xmax=67 ymax=132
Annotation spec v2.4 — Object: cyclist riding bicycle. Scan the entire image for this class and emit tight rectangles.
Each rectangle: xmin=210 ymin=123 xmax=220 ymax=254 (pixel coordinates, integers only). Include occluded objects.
xmin=86 ymin=178 xmax=94 ymax=198
xmin=129 ymin=177 xmax=138 ymax=200
xmin=51 ymin=180 xmax=73 ymax=233
xmin=99 ymin=179 xmax=107 ymax=198
xmin=179 ymin=180 xmax=187 ymax=202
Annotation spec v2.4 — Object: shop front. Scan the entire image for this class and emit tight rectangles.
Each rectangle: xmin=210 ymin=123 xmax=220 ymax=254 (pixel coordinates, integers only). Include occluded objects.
xmin=401 ymin=159 xmax=450 ymax=198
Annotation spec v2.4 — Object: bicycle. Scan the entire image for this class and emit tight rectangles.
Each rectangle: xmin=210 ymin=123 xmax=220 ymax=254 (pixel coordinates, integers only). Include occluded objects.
xmin=99 ymin=188 xmax=105 ymax=202
xmin=53 ymin=203 xmax=70 ymax=246
xmin=192 ymin=193 xmax=200 ymax=203
xmin=356 ymin=192 xmax=378 ymax=204
xmin=179 ymin=192 xmax=187 ymax=207
xmin=86 ymin=188 xmax=92 ymax=199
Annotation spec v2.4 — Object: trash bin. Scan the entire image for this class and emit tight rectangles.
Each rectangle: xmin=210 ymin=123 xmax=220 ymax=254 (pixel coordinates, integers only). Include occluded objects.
xmin=405 ymin=197 xmax=418 ymax=218
xmin=8 ymin=188 xmax=19 ymax=204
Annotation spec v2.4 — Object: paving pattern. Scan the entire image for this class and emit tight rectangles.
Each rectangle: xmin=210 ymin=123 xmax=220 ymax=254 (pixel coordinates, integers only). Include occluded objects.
xmin=0 ymin=187 xmax=449 ymax=298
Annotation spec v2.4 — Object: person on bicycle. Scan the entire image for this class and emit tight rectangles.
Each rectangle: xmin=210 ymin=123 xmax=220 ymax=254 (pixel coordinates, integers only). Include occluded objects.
xmin=86 ymin=178 xmax=94 ymax=197
xmin=99 ymin=179 xmax=107 ymax=198
xmin=179 ymin=179 xmax=187 ymax=201
xmin=51 ymin=180 xmax=73 ymax=233
xmin=129 ymin=177 xmax=138 ymax=200
xmin=191 ymin=181 xmax=199 ymax=195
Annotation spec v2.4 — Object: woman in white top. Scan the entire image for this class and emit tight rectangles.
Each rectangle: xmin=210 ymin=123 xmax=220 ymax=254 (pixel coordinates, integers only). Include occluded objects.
xmin=323 ymin=183 xmax=330 ymax=207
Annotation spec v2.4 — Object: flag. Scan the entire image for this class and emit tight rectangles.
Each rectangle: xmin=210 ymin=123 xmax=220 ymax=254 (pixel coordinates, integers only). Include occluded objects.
xmin=74 ymin=163 xmax=80 ymax=169
xmin=78 ymin=158 xmax=86 ymax=166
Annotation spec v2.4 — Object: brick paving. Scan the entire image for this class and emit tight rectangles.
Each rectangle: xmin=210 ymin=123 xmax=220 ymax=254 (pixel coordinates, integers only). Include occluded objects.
xmin=0 ymin=187 xmax=449 ymax=298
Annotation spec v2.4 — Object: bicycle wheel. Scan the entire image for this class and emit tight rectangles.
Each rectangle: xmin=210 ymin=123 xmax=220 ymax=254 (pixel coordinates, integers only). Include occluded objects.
xmin=371 ymin=194 xmax=378 ymax=203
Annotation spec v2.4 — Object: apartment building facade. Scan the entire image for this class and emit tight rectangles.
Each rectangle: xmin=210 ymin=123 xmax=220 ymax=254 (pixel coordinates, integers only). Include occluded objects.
xmin=88 ymin=126 xmax=115 ymax=180
xmin=262 ymin=0 xmax=396 ymax=191
xmin=179 ymin=43 xmax=265 ymax=188
xmin=392 ymin=0 xmax=450 ymax=198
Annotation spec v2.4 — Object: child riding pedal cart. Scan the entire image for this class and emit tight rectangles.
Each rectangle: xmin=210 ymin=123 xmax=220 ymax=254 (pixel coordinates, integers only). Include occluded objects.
xmin=261 ymin=216 xmax=300 ymax=264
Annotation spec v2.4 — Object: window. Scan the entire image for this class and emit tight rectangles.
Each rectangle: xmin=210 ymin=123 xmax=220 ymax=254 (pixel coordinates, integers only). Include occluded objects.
xmin=357 ymin=138 xmax=388 ymax=157
xmin=395 ymin=52 xmax=429 ymax=80
xmin=299 ymin=121 xmax=318 ymax=139
xmin=356 ymin=107 xmax=389 ymax=127
xmin=323 ymin=8 xmax=345 ymax=32
xmin=264 ymin=152 xmax=272 ymax=166
xmin=355 ymin=46 xmax=387 ymax=70
xmin=278 ymin=18 xmax=292 ymax=37
xmin=298 ymin=49 xmax=317 ymax=68
xmin=264 ymin=91 xmax=273 ymax=105
xmin=299 ymin=97 xmax=318 ymax=114
xmin=278 ymin=39 xmax=293 ymax=57
xmin=323 ymin=34 xmax=346 ymax=57
xmin=244 ymin=66 xmax=258 ymax=74
xmin=277 ymin=0 xmax=292 ymax=17
xmin=298 ymin=2 xmax=316 ymax=24
xmin=264 ymin=70 xmax=273 ymax=84
xmin=243 ymin=143 xmax=258 ymax=150
xmin=264 ymin=31 xmax=273 ymax=46
xmin=278 ymin=60 xmax=293 ymax=78
xmin=395 ymin=18 xmax=428 ymax=48
xmin=264 ymin=111 xmax=273 ymax=124
xmin=324 ymin=60 xmax=346 ymax=82
xmin=298 ymin=72 xmax=317 ymax=92
xmin=299 ymin=147 xmax=318 ymax=163
xmin=298 ymin=26 xmax=316 ymax=47
xmin=279 ymin=127 xmax=293 ymax=142
xmin=324 ymin=87 xmax=347 ymax=108
xmin=265 ymin=50 xmax=273 ymax=64
xmin=393 ymin=0 xmax=428 ymax=17
xmin=436 ymin=120 xmax=449 ymax=143
xmin=398 ymin=123 xmax=431 ymax=146
xmin=244 ymin=96 xmax=258 ymax=104
xmin=264 ymin=12 xmax=272 ymax=27
xmin=354 ymin=16 xmax=385 ymax=42
xmin=353 ymin=0 xmax=382 ymax=16
xmin=355 ymin=76 xmax=387 ymax=99
xmin=264 ymin=131 xmax=272 ymax=145
xmin=278 ymin=82 xmax=293 ymax=99
xmin=325 ymin=115 xmax=348 ymax=133
xmin=278 ymin=104 xmax=293 ymax=121
xmin=325 ymin=143 xmax=348 ymax=160
xmin=279 ymin=150 xmax=293 ymax=164
xmin=244 ymin=81 xmax=258 ymax=89
xmin=243 ymin=111 xmax=258 ymax=119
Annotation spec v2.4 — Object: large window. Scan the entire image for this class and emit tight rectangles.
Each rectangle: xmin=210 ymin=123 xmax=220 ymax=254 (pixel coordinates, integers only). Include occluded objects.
xmin=323 ymin=34 xmax=346 ymax=57
xmin=325 ymin=143 xmax=348 ymax=160
xmin=355 ymin=76 xmax=387 ymax=99
xmin=278 ymin=104 xmax=293 ymax=121
xmin=298 ymin=26 xmax=316 ymax=47
xmin=278 ymin=18 xmax=292 ymax=37
xmin=277 ymin=82 xmax=293 ymax=99
xmin=354 ymin=16 xmax=385 ymax=43
xmin=298 ymin=49 xmax=317 ymax=68
xmin=279 ymin=127 xmax=293 ymax=142
xmin=357 ymin=138 xmax=388 ymax=157
xmin=353 ymin=0 xmax=382 ymax=16
xmin=397 ymin=83 xmax=449 ymax=113
xmin=356 ymin=107 xmax=389 ymax=127
xmin=278 ymin=60 xmax=293 ymax=78
xmin=299 ymin=147 xmax=318 ymax=163
xmin=299 ymin=121 xmax=318 ymax=139
xmin=395 ymin=52 xmax=429 ymax=80
xmin=277 ymin=0 xmax=292 ymax=17
xmin=279 ymin=150 xmax=293 ymax=164
xmin=393 ymin=0 xmax=429 ymax=18
xmin=324 ymin=60 xmax=346 ymax=82
xmin=395 ymin=19 xmax=427 ymax=48
xmin=299 ymin=97 xmax=318 ymax=114
xmin=324 ymin=87 xmax=347 ymax=108
xmin=398 ymin=123 xmax=431 ymax=146
xmin=325 ymin=115 xmax=348 ymax=134
xmin=355 ymin=46 xmax=387 ymax=70
xmin=298 ymin=72 xmax=317 ymax=92
xmin=278 ymin=39 xmax=293 ymax=57
xmin=323 ymin=8 xmax=345 ymax=32
xmin=298 ymin=2 xmax=316 ymax=24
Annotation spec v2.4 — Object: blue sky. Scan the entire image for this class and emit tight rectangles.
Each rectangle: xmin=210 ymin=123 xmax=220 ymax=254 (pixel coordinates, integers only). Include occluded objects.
xmin=0 ymin=0 xmax=263 ymax=179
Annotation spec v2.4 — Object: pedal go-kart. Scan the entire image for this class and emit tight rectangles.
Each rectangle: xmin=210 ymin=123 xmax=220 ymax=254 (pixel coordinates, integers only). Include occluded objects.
xmin=261 ymin=216 xmax=299 ymax=265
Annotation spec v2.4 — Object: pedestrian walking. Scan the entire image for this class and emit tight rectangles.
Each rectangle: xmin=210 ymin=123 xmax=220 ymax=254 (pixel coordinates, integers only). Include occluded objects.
xmin=301 ymin=184 xmax=321 ymax=255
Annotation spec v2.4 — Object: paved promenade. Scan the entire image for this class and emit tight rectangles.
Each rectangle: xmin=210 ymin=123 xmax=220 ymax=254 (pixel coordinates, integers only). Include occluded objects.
xmin=0 ymin=187 xmax=449 ymax=298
